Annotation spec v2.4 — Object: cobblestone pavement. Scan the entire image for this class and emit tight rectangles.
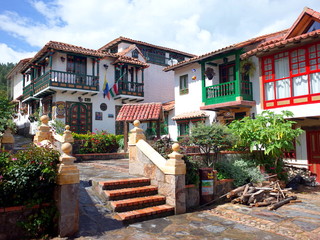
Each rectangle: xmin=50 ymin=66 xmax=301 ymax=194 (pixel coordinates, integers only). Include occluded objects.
xmin=65 ymin=159 xmax=320 ymax=240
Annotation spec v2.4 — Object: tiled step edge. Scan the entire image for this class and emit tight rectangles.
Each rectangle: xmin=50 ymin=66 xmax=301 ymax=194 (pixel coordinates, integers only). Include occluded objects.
xmin=104 ymin=186 xmax=158 ymax=200
xmin=115 ymin=204 xmax=174 ymax=221
xmin=110 ymin=195 xmax=166 ymax=212
xmin=99 ymin=178 xmax=151 ymax=190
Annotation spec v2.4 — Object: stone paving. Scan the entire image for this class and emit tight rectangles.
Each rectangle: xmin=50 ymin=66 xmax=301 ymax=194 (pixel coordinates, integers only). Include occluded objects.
xmin=67 ymin=159 xmax=320 ymax=240
xmin=11 ymin=135 xmax=320 ymax=240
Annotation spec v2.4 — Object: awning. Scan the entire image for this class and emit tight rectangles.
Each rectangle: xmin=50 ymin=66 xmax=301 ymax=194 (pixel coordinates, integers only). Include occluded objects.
xmin=172 ymin=111 xmax=208 ymax=121
xmin=116 ymin=102 xmax=163 ymax=122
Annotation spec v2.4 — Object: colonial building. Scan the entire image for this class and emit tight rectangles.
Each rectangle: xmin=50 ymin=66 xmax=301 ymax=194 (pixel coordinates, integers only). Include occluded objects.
xmin=165 ymin=7 xmax=320 ymax=182
xmin=7 ymin=37 xmax=194 ymax=136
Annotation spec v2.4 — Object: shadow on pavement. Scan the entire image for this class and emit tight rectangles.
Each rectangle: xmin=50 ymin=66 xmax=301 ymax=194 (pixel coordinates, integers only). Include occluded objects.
xmin=75 ymin=180 xmax=123 ymax=238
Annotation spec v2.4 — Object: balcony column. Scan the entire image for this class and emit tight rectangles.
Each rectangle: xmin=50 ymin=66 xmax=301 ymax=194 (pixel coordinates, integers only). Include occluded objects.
xmin=201 ymin=61 xmax=206 ymax=103
xmin=235 ymin=51 xmax=241 ymax=98
xmin=49 ymin=55 xmax=53 ymax=70
xmin=92 ymin=59 xmax=95 ymax=77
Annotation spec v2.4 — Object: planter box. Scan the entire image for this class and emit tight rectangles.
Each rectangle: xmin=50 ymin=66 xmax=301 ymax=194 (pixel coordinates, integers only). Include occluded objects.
xmin=0 ymin=203 xmax=51 ymax=240
xmin=74 ymin=152 xmax=128 ymax=161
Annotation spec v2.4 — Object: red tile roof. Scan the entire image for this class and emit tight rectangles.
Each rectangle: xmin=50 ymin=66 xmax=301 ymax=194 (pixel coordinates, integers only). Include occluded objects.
xmin=116 ymin=103 xmax=163 ymax=122
xmin=6 ymin=58 xmax=31 ymax=78
xmin=99 ymin=36 xmax=196 ymax=57
xmin=112 ymin=55 xmax=149 ymax=68
xmin=242 ymin=7 xmax=320 ymax=58
xmin=172 ymin=111 xmax=208 ymax=120
xmin=164 ymin=30 xmax=287 ymax=72
xmin=162 ymin=100 xmax=175 ymax=112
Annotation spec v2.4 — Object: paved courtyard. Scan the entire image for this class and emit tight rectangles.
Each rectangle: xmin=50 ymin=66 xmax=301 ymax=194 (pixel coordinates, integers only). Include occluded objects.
xmin=60 ymin=159 xmax=320 ymax=240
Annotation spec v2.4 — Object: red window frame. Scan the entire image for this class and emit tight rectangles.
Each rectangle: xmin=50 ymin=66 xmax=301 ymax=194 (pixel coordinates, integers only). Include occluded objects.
xmin=262 ymin=41 xmax=320 ymax=109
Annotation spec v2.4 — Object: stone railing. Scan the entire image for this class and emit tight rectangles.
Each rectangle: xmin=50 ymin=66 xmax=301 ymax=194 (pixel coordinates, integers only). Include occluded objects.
xmin=33 ymin=115 xmax=79 ymax=237
xmin=128 ymin=120 xmax=186 ymax=214
xmin=1 ymin=128 xmax=15 ymax=151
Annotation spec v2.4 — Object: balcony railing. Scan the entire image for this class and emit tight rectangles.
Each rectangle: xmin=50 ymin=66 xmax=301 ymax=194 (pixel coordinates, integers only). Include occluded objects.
xmin=205 ymin=80 xmax=253 ymax=105
xmin=23 ymin=70 xmax=99 ymax=99
xmin=22 ymin=83 xmax=33 ymax=100
xmin=117 ymin=80 xmax=144 ymax=97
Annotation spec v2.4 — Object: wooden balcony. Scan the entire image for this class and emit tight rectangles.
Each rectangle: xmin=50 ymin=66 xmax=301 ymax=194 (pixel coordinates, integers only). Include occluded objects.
xmin=204 ymin=80 xmax=253 ymax=105
xmin=114 ymin=80 xmax=144 ymax=102
xmin=23 ymin=70 xmax=99 ymax=100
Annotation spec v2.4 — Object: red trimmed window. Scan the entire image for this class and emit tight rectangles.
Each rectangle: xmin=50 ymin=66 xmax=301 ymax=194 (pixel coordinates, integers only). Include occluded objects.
xmin=262 ymin=42 xmax=320 ymax=109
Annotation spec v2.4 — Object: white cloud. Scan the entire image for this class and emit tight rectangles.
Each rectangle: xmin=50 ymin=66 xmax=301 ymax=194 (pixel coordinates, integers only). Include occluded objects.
xmin=0 ymin=43 xmax=36 ymax=63
xmin=1 ymin=0 xmax=320 ymax=63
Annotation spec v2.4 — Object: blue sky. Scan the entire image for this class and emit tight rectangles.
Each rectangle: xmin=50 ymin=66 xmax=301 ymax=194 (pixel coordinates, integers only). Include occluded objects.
xmin=1 ymin=0 xmax=320 ymax=63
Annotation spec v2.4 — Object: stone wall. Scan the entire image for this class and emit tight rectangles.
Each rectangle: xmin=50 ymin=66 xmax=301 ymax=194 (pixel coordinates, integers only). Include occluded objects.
xmin=131 ymin=142 xmax=186 ymax=214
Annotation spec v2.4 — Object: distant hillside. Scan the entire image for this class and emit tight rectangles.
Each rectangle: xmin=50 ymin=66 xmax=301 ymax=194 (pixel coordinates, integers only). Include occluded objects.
xmin=0 ymin=63 xmax=16 ymax=92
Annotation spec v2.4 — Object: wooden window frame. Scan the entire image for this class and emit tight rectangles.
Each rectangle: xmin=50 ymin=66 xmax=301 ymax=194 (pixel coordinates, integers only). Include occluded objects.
xmin=262 ymin=41 xmax=320 ymax=109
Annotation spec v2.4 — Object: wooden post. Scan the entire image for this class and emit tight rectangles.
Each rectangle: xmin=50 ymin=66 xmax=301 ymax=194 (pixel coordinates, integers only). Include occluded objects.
xmin=156 ymin=120 xmax=161 ymax=139
xmin=124 ymin=121 xmax=128 ymax=152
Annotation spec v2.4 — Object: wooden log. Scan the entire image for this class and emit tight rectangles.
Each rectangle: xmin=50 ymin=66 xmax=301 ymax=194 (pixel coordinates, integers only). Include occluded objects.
xmin=248 ymin=190 xmax=265 ymax=204
xmin=226 ymin=185 xmax=247 ymax=198
xmin=268 ymin=196 xmax=297 ymax=210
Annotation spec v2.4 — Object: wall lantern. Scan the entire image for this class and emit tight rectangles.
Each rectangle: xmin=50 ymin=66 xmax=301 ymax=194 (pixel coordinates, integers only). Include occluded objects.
xmin=103 ymin=64 xmax=109 ymax=70
xmin=223 ymin=57 xmax=228 ymax=63
xmin=78 ymin=97 xmax=83 ymax=102
xmin=60 ymin=57 xmax=66 ymax=62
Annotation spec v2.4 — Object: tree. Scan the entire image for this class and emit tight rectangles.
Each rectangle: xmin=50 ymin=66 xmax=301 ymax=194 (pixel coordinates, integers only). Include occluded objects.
xmin=0 ymin=95 xmax=15 ymax=136
xmin=228 ymin=110 xmax=304 ymax=174
xmin=190 ymin=122 xmax=235 ymax=167
xmin=0 ymin=62 xmax=16 ymax=93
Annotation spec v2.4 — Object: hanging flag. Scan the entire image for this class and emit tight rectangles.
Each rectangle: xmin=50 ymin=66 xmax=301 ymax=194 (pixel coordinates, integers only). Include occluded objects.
xmin=113 ymin=83 xmax=118 ymax=95
xmin=109 ymin=87 xmax=115 ymax=98
xmin=103 ymin=74 xmax=110 ymax=100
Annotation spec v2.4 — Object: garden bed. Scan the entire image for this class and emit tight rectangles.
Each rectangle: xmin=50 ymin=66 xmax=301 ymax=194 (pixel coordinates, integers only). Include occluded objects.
xmin=0 ymin=203 xmax=53 ymax=240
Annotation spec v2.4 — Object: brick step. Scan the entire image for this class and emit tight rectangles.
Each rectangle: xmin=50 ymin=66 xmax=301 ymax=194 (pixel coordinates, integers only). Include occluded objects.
xmin=99 ymin=177 xmax=151 ymax=190
xmin=104 ymin=185 xmax=158 ymax=200
xmin=114 ymin=204 xmax=174 ymax=222
xmin=110 ymin=195 xmax=166 ymax=212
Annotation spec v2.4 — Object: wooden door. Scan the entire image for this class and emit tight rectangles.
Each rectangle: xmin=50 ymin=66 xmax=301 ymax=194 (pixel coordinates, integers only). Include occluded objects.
xmin=307 ymin=130 xmax=320 ymax=183
xmin=66 ymin=102 xmax=92 ymax=134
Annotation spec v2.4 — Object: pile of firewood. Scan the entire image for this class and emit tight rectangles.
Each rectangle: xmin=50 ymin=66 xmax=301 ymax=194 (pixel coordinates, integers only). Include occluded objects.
xmin=225 ymin=181 xmax=298 ymax=210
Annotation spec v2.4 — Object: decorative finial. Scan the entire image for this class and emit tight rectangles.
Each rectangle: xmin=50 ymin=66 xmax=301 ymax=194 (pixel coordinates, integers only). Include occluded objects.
xmin=172 ymin=143 xmax=180 ymax=152
xmin=65 ymin=125 xmax=70 ymax=131
xmin=133 ymin=120 xmax=140 ymax=127
xmin=61 ymin=142 xmax=72 ymax=156
xmin=40 ymin=115 xmax=49 ymax=125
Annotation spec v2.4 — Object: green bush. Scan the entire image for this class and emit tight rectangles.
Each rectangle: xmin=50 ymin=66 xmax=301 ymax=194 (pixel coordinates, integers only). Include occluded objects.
xmin=215 ymin=159 xmax=265 ymax=187
xmin=72 ymin=131 xmax=119 ymax=154
xmin=0 ymin=146 xmax=60 ymax=207
xmin=116 ymin=135 xmax=124 ymax=151
xmin=0 ymin=146 xmax=60 ymax=238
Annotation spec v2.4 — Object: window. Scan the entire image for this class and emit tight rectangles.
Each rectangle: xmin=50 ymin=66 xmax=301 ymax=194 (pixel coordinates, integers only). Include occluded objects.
xmin=67 ymin=55 xmax=87 ymax=75
xmin=219 ymin=62 xmax=235 ymax=83
xmin=132 ymin=49 xmax=139 ymax=58
xmin=179 ymin=74 xmax=188 ymax=95
xmin=178 ymin=123 xmax=189 ymax=136
xmin=262 ymin=42 xmax=320 ymax=108
xmin=305 ymin=21 xmax=320 ymax=33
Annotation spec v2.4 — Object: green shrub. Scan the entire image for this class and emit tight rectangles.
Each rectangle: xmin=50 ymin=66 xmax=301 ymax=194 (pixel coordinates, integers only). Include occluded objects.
xmin=215 ymin=159 xmax=265 ymax=187
xmin=72 ymin=131 xmax=119 ymax=154
xmin=0 ymin=146 xmax=60 ymax=207
xmin=0 ymin=147 xmax=60 ymax=238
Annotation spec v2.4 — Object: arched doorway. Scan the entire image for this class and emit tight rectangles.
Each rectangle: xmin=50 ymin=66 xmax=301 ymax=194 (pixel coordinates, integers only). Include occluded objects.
xmin=66 ymin=102 xmax=92 ymax=134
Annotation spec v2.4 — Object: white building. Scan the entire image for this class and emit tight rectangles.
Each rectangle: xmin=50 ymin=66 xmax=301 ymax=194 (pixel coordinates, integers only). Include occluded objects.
xmin=7 ymin=37 xmax=194 ymax=137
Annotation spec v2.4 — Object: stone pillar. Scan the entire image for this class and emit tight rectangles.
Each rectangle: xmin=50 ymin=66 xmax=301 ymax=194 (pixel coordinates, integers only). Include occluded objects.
xmin=164 ymin=143 xmax=186 ymax=214
xmin=61 ymin=125 xmax=74 ymax=144
xmin=55 ymin=142 xmax=79 ymax=237
xmin=1 ymin=128 xmax=14 ymax=151
xmin=33 ymin=115 xmax=53 ymax=144
xmin=128 ymin=120 xmax=146 ymax=175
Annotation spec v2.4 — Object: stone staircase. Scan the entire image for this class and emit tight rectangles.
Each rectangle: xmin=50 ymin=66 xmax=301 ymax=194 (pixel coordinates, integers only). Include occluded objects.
xmin=92 ymin=177 xmax=174 ymax=222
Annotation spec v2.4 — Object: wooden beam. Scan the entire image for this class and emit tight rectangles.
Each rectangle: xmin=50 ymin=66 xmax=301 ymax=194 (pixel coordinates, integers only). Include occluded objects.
xmin=124 ymin=121 xmax=128 ymax=153
xmin=61 ymin=90 xmax=67 ymax=94
xmin=306 ymin=117 xmax=320 ymax=120
xmin=91 ymin=93 xmax=98 ymax=96
xmin=82 ymin=92 xmax=88 ymax=96
xmin=71 ymin=91 xmax=77 ymax=95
